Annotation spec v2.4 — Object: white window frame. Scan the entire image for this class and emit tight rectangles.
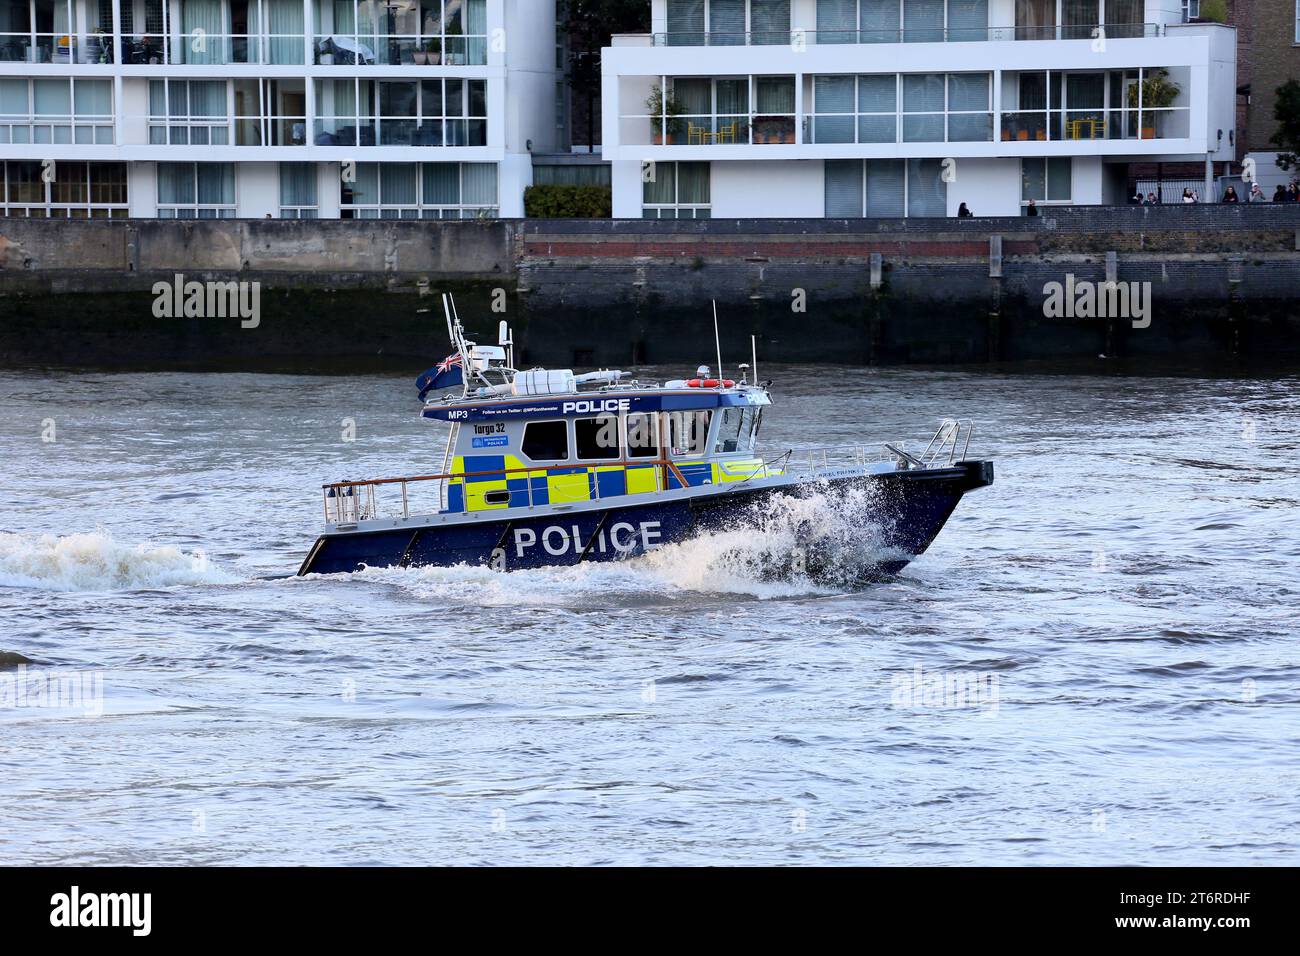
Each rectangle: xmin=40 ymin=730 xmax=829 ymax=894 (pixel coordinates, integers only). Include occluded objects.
xmin=668 ymin=0 xmax=793 ymax=46
xmin=642 ymin=160 xmax=711 ymax=218
xmin=810 ymin=72 xmax=992 ymax=145
xmin=0 ymin=77 xmax=114 ymax=145
xmin=314 ymin=77 xmax=488 ymax=148
xmin=279 ymin=161 xmax=318 ymax=218
xmin=339 ymin=161 xmax=499 ymax=219
xmin=0 ymin=159 xmax=129 ymax=218
xmin=314 ymin=0 xmax=489 ymax=66
xmin=825 ymin=158 xmax=948 ymax=218
xmin=156 ymin=162 xmax=237 ymax=219
xmin=1020 ymin=157 xmax=1073 ymax=206
xmin=148 ymin=78 xmax=231 ymax=146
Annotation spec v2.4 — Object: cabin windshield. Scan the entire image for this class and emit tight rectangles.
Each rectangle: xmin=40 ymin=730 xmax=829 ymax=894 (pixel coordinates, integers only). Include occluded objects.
xmin=713 ymin=406 xmax=758 ymax=454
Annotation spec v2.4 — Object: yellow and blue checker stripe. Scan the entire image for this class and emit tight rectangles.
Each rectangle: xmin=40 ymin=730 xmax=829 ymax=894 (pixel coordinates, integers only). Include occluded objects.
xmin=447 ymin=455 xmax=668 ymax=513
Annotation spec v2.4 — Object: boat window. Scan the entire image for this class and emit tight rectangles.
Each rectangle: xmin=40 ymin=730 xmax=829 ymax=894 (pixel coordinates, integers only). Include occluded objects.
xmin=521 ymin=420 xmax=569 ymax=461
xmin=667 ymin=410 xmax=712 ymax=458
xmin=626 ymin=413 xmax=660 ymax=460
xmin=575 ymin=415 xmax=623 ymax=461
xmin=713 ymin=406 xmax=756 ymax=454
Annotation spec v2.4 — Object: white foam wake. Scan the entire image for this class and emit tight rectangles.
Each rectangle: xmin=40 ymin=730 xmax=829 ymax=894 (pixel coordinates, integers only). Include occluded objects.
xmin=0 ymin=532 xmax=238 ymax=592
xmin=357 ymin=481 xmax=910 ymax=603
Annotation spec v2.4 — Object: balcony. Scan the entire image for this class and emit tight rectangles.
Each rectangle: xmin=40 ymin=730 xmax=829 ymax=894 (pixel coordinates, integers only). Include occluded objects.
xmin=0 ymin=32 xmax=112 ymax=64
xmin=620 ymin=64 xmax=1194 ymax=150
xmin=644 ymin=23 xmax=1161 ymax=47
xmin=313 ymin=33 xmax=487 ymax=66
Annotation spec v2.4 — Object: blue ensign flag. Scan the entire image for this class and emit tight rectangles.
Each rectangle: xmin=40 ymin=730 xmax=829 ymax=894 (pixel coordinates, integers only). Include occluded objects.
xmin=416 ymin=353 xmax=464 ymax=399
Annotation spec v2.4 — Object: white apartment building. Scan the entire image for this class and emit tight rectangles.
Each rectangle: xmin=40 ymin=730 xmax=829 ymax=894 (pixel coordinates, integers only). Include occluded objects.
xmin=602 ymin=0 xmax=1237 ymax=218
xmin=0 ymin=0 xmax=558 ymax=219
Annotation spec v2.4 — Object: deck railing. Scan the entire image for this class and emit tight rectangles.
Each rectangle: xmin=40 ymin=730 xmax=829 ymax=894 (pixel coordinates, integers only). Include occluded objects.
xmin=322 ymin=424 xmax=976 ymax=525
xmin=323 ymin=456 xmax=695 ymax=525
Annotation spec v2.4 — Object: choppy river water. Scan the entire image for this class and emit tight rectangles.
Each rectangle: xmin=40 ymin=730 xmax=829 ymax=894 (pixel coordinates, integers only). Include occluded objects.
xmin=1 ymin=365 xmax=1297 ymax=865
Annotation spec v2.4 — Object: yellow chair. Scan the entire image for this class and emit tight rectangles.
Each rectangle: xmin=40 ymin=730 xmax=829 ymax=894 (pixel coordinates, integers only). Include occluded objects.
xmin=714 ymin=121 xmax=742 ymax=144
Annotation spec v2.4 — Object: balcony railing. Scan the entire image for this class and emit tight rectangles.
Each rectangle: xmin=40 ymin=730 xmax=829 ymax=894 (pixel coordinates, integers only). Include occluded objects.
xmin=622 ymin=106 xmax=1192 ymax=147
xmin=0 ymin=115 xmax=114 ymax=144
xmin=120 ymin=33 xmax=307 ymax=65
xmin=0 ymin=30 xmax=490 ymax=66
xmin=1000 ymin=107 xmax=1190 ymax=142
xmin=313 ymin=117 xmax=487 ymax=147
xmin=0 ymin=32 xmax=111 ymax=64
xmin=649 ymin=23 xmax=1161 ymax=46
xmin=314 ymin=34 xmax=488 ymax=66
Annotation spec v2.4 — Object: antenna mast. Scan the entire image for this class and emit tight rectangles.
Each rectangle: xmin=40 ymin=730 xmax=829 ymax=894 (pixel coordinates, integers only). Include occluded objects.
xmin=712 ymin=300 xmax=723 ymax=385
xmin=442 ymin=293 xmax=473 ymax=397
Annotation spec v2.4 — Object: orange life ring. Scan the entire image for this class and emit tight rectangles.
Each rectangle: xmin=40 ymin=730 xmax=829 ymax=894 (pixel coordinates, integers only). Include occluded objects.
xmin=686 ymin=378 xmax=735 ymax=388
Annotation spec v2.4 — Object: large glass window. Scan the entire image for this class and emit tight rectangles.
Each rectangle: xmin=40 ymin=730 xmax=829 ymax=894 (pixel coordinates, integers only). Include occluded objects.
xmin=643 ymin=161 xmax=710 ymax=219
xmin=157 ymin=162 xmax=236 ymax=218
xmin=575 ymin=417 xmax=622 ymax=461
xmin=340 ymin=161 xmax=498 ymax=219
xmin=314 ymin=0 xmax=487 ymax=65
xmin=665 ymin=0 xmax=789 ymax=45
xmin=1015 ymin=0 xmax=1056 ymax=39
xmin=814 ymin=72 xmax=988 ymax=144
xmin=819 ymin=0 xmax=988 ymax=42
xmin=661 ymin=74 xmax=797 ymax=146
xmin=903 ymin=0 xmax=943 ymax=42
xmin=314 ymin=77 xmax=486 ymax=147
xmin=0 ymin=160 xmax=126 ymax=217
xmin=859 ymin=0 xmax=900 ymax=43
xmin=0 ymin=78 xmax=112 ymax=145
xmin=946 ymin=73 xmax=991 ymax=141
xmin=521 ymin=420 xmax=569 ymax=462
xmin=817 ymin=0 xmax=858 ymax=43
xmin=1021 ymin=157 xmax=1072 ymax=206
xmin=230 ymin=78 xmax=306 ymax=146
xmin=149 ymin=79 xmax=228 ymax=145
xmin=825 ymin=159 xmax=940 ymax=218
xmin=279 ymin=162 xmax=317 ymax=217
xmin=813 ymin=75 xmax=856 ymax=143
xmin=902 ymin=73 xmax=945 ymax=141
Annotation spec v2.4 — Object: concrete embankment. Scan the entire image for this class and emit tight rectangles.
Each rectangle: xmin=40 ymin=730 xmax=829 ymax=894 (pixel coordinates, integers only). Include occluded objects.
xmin=1 ymin=207 xmax=1297 ymax=368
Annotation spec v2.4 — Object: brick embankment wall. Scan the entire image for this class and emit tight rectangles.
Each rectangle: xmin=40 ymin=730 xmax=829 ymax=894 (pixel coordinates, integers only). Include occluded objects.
xmin=0 ymin=207 xmax=1297 ymax=368
xmin=515 ymin=208 xmax=1300 ymax=365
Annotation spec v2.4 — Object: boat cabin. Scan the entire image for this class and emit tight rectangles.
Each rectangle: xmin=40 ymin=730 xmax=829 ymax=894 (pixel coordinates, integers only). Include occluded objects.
xmin=421 ymin=381 xmax=774 ymax=514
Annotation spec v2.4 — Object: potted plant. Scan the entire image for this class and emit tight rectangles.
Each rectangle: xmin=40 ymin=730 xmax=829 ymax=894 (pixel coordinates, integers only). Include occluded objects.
xmin=425 ymin=37 xmax=441 ymax=65
xmin=413 ymin=43 xmax=427 ymax=65
xmin=1127 ymin=68 xmax=1180 ymax=139
xmin=646 ymin=85 xmax=684 ymax=145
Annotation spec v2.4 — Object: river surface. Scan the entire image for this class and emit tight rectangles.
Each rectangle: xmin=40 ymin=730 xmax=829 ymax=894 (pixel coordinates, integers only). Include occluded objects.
xmin=1 ymin=365 xmax=1297 ymax=866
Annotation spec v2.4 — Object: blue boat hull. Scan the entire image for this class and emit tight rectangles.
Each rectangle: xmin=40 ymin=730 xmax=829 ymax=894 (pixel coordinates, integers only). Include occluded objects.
xmin=298 ymin=460 xmax=994 ymax=586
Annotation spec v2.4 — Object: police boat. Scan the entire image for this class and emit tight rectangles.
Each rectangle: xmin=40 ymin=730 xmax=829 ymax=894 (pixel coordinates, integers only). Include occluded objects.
xmin=297 ymin=297 xmax=994 ymax=584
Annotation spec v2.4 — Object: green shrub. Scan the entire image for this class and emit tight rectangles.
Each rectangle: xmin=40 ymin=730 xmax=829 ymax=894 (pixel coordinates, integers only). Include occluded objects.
xmin=524 ymin=184 xmax=612 ymax=218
